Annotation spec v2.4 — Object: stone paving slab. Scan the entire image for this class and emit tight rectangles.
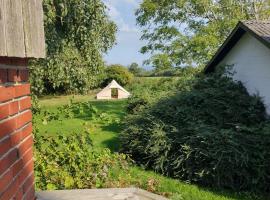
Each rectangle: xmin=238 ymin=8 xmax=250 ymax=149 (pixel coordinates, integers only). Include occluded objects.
xmin=36 ymin=188 xmax=168 ymax=200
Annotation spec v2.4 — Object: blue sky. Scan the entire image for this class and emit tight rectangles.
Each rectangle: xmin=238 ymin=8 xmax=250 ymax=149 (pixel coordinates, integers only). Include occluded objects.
xmin=102 ymin=0 xmax=150 ymax=68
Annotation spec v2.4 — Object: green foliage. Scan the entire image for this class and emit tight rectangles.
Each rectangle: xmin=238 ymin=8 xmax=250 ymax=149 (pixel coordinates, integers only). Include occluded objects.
xmin=103 ymin=64 xmax=134 ymax=86
xmin=136 ymin=0 xmax=270 ymax=66
xmin=34 ymin=131 xmax=130 ymax=190
xmin=121 ymin=68 xmax=270 ymax=193
xmin=128 ymin=62 xmax=142 ymax=76
xmin=34 ymin=93 xmax=266 ymax=200
xmin=34 ymin=98 xmax=130 ymax=190
xmin=145 ymin=53 xmax=174 ymax=72
xmin=30 ymin=0 xmax=117 ymax=95
xmin=150 ymin=66 xmax=200 ymax=77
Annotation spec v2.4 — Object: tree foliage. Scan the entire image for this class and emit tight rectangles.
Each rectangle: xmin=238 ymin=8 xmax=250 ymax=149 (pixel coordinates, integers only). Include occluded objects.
xmin=128 ymin=63 xmax=142 ymax=76
xmin=136 ymin=0 xmax=270 ymax=66
xmin=145 ymin=53 xmax=174 ymax=72
xmin=102 ymin=64 xmax=134 ymax=86
xmin=30 ymin=0 xmax=117 ymax=95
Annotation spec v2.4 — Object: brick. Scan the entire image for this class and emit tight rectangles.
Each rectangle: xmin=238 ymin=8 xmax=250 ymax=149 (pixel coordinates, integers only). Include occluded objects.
xmin=10 ymin=130 xmax=21 ymax=146
xmin=0 ymin=69 xmax=7 ymax=84
xmin=21 ymin=123 xmax=32 ymax=140
xmin=18 ymin=70 xmax=29 ymax=82
xmin=0 ymin=137 xmax=11 ymax=157
xmin=19 ymin=97 xmax=31 ymax=111
xmin=8 ymin=69 xmax=18 ymax=82
xmin=9 ymin=101 xmax=19 ymax=116
xmin=0 ymin=117 xmax=17 ymax=139
xmin=14 ymin=84 xmax=30 ymax=98
xmin=22 ymin=173 xmax=34 ymax=193
xmin=23 ymin=186 xmax=35 ymax=200
xmin=10 ymin=58 xmax=28 ymax=67
xmin=22 ymin=148 xmax=33 ymax=164
xmin=0 ymin=103 xmax=9 ymax=120
xmin=0 ymin=170 xmax=13 ymax=193
xmin=0 ymin=86 xmax=15 ymax=103
xmin=17 ymin=111 xmax=32 ymax=129
xmin=11 ymin=159 xmax=23 ymax=178
xmin=18 ymin=161 xmax=34 ymax=186
xmin=18 ymin=136 xmax=33 ymax=158
xmin=0 ymin=101 xmax=19 ymax=120
xmin=14 ymin=188 xmax=23 ymax=200
xmin=0 ymin=177 xmax=19 ymax=200
xmin=0 ymin=57 xmax=11 ymax=65
xmin=0 ymin=149 xmax=18 ymax=175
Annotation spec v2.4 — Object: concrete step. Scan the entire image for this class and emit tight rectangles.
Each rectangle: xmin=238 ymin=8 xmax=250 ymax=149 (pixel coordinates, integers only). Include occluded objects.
xmin=36 ymin=188 xmax=168 ymax=200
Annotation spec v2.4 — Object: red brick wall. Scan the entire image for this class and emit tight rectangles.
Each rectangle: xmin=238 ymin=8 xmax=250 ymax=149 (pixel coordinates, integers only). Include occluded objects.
xmin=0 ymin=58 xmax=35 ymax=200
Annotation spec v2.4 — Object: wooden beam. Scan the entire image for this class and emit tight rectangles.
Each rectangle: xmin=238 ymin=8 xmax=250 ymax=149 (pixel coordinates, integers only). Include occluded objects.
xmin=0 ymin=0 xmax=7 ymax=56
xmin=33 ymin=0 xmax=46 ymax=58
xmin=5 ymin=0 xmax=25 ymax=57
xmin=22 ymin=0 xmax=33 ymax=57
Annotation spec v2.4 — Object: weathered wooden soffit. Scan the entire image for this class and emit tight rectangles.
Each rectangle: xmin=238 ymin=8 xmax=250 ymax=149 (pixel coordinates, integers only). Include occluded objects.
xmin=0 ymin=0 xmax=45 ymax=58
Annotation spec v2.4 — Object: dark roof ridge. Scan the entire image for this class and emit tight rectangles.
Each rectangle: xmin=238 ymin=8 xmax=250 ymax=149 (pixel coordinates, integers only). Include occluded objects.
xmin=204 ymin=20 xmax=270 ymax=73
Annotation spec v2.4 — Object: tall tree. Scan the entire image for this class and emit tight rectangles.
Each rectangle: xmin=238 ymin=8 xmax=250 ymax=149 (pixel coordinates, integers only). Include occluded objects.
xmin=145 ymin=54 xmax=174 ymax=72
xmin=136 ymin=0 xmax=270 ymax=67
xmin=30 ymin=0 xmax=117 ymax=95
xmin=129 ymin=62 xmax=142 ymax=75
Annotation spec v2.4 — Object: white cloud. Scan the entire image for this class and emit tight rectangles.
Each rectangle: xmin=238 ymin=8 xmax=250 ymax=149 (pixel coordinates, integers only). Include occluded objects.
xmin=103 ymin=0 xmax=139 ymax=33
xmin=120 ymin=23 xmax=139 ymax=33
xmin=104 ymin=2 xmax=120 ymax=18
xmin=105 ymin=0 xmax=140 ymax=8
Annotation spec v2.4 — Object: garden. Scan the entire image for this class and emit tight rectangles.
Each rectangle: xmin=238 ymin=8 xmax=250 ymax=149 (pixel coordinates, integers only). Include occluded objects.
xmin=31 ymin=1 xmax=270 ymax=200
xmin=33 ymin=70 xmax=269 ymax=200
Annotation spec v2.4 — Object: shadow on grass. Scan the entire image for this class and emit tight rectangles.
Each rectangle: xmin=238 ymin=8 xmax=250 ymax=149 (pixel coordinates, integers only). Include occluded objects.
xmin=99 ymin=123 xmax=122 ymax=152
xmin=101 ymin=136 xmax=120 ymax=152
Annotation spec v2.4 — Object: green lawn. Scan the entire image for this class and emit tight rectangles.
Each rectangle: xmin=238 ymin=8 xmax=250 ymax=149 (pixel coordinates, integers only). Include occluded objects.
xmin=34 ymin=94 xmax=264 ymax=200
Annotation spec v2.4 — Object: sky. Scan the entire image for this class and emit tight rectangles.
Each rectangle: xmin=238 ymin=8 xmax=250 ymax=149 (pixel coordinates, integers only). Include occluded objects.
xmin=102 ymin=0 xmax=150 ymax=68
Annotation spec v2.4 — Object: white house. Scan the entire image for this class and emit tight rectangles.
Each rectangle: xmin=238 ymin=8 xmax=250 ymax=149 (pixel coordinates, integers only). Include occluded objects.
xmin=205 ymin=20 xmax=270 ymax=113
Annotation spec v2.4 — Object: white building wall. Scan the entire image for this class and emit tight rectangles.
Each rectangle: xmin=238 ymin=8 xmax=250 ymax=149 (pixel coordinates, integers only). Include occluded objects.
xmin=219 ymin=33 xmax=270 ymax=113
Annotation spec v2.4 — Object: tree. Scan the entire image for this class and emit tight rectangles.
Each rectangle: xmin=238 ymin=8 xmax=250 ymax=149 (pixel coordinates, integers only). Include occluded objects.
xmin=145 ymin=53 xmax=174 ymax=72
xmin=103 ymin=64 xmax=134 ymax=86
xmin=136 ymin=0 xmax=270 ymax=67
xmin=30 ymin=0 xmax=117 ymax=95
xmin=128 ymin=63 xmax=142 ymax=76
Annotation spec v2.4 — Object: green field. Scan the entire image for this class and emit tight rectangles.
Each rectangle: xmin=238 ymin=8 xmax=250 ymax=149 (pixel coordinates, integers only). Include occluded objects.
xmin=34 ymin=94 xmax=264 ymax=200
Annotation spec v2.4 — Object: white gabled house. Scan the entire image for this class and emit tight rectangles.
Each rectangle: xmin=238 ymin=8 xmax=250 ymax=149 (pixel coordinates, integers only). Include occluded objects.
xmin=205 ymin=21 xmax=270 ymax=113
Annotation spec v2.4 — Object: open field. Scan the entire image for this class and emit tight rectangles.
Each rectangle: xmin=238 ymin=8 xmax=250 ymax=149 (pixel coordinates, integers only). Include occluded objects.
xmin=34 ymin=94 xmax=265 ymax=200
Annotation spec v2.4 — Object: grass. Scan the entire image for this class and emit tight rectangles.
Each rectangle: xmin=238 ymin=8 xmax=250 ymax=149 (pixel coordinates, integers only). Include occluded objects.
xmin=35 ymin=94 xmax=265 ymax=200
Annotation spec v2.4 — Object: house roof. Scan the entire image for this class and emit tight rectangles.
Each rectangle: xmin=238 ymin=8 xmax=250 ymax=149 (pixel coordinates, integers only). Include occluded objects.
xmin=204 ymin=20 xmax=270 ymax=73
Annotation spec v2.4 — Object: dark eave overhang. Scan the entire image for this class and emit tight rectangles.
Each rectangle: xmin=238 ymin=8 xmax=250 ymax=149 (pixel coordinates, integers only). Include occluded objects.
xmin=204 ymin=21 xmax=270 ymax=73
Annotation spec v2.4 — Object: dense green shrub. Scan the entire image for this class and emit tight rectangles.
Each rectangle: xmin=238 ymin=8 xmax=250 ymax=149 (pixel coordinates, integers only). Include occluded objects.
xmin=34 ymin=130 xmax=129 ymax=190
xmin=101 ymin=65 xmax=134 ymax=86
xmin=121 ymin=68 xmax=270 ymax=192
xmin=30 ymin=46 xmax=103 ymax=95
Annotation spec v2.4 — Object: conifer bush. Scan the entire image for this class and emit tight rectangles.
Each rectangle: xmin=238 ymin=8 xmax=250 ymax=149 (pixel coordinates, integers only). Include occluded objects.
xmin=121 ymin=68 xmax=270 ymax=192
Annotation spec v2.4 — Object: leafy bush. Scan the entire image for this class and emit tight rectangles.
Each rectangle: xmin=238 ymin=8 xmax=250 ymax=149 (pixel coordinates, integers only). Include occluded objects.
xmin=34 ymin=129 xmax=130 ymax=190
xmin=102 ymin=65 xmax=134 ymax=86
xmin=121 ymin=68 xmax=270 ymax=193
xmin=30 ymin=45 xmax=107 ymax=95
